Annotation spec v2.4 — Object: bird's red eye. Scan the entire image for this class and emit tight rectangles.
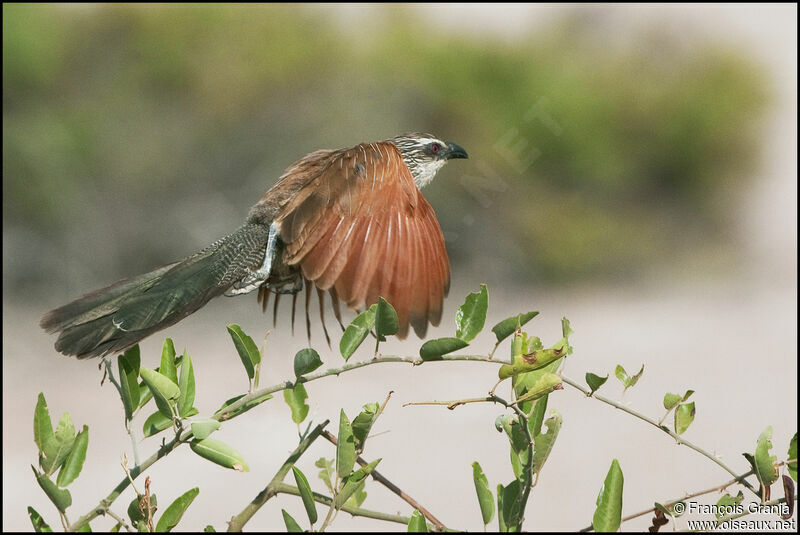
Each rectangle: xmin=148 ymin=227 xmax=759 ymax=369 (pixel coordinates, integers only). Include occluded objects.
xmin=430 ymin=143 xmax=441 ymax=154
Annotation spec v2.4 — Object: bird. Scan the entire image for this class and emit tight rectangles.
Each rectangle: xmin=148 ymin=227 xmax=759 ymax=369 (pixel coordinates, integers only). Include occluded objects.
xmin=40 ymin=133 xmax=468 ymax=359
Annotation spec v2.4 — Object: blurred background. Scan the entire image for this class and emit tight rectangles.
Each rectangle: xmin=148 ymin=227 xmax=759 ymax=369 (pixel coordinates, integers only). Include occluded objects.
xmin=3 ymin=3 xmax=796 ymax=532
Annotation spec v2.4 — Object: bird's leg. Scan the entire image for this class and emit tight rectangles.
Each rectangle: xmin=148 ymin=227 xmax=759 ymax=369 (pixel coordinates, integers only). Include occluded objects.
xmin=225 ymin=222 xmax=280 ymax=296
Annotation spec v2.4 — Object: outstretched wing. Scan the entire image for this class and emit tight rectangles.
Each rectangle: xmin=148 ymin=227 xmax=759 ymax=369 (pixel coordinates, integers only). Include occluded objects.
xmin=274 ymin=141 xmax=449 ymax=338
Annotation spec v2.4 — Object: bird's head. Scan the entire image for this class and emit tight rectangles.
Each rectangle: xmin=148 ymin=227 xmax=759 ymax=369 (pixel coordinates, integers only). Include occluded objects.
xmin=390 ymin=133 xmax=469 ymax=189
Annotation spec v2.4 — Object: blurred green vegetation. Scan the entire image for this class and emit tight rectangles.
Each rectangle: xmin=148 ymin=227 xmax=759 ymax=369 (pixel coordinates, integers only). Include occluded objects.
xmin=3 ymin=4 xmax=769 ymax=297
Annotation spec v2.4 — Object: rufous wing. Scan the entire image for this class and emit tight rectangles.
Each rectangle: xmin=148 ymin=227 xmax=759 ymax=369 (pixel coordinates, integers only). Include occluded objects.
xmin=276 ymin=141 xmax=449 ymax=338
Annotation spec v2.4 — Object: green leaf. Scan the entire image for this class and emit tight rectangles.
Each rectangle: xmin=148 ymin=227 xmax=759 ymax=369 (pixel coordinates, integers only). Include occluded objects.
xmin=293 ymin=348 xmax=323 ymax=377
xmin=753 ymin=426 xmax=779 ymax=487
xmin=614 ymin=364 xmax=644 ymax=391
xmin=491 ymin=311 xmax=539 ymax=345
xmin=76 ymin=522 xmax=91 ymax=532
xmin=214 ymin=392 xmax=273 ymax=419
xmin=33 ymin=393 xmax=55 ymax=459
xmin=292 ymin=466 xmax=318 ymax=524
xmin=498 ymin=348 xmax=567 ymax=380
xmin=471 ymin=461 xmax=495 ymax=525
xmin=41 ymin=411 xmax=76 ymax=476
xmin=375 ymin=297 xmax=399 ymax=339
xmin=32 ymin=466 xmax=72 ymax=513
xmin=335 ymin=459 xmax=380 ymax=508
xmin=336 ymin=410 xmax=356 ymax=480
xmin=514 ymin=373 xmax=563 ymax=404
xmin=143 ymin=411 xmax=173 ymax=437
xmin=118 ymin=347 xmax=141 ymax=421
xmin=532 ymin=411 xmax=562 ymax=475
xmin=281 ymin=510 xmax=303 ymax=532
xmin=159 ymin=338 xmax=178 ymax=385
xmin=663 ymin=393 xmax=682 ymax=411
xmin=407 ymin=510 xmax=427 ymax=532
xmin=139 ymin=367 xmax=180 ymax=419
xmin=190 ymin=419 xmax=221 ymax=440
xmin=527 ymin=395 xmax=548 ymax=438
xmin=586 ymin=373 xmax=608 ymax=395
xmin=674 ymin=402 xmax=696 ymax=435
xmin=155 ymin=487 xmax=199 ymax=532
xmin=127 ymin=494 xmax=157 ymax=527
xmin=56 ymin=425 xmax=88 ymax=487
xmin=593 ymin=459 xmax=624 ymax=533
xmin=345 ymin=483 xmax=367 ymax=508
xmin=190 ymin=438 xmax=249 ymax=472
xmin=499 ymin=480 xmax=522 ymax=531
xmin=339 ymin=305 xmax=377 ymax=361
xmin=227 ymin=324 xmax=261 ymax=379
xmin=137 ymin=379 xmax=154 ymax=409
xmin=352 ymin=402 xmax=380 ymax=454
xmin=788 ymin=433 xmax=797 ymax=481
xmin=203 ymin=526 xmax=216 ymax=532
xmin=27 ymin=506 xmax=53 ymax=532
xmin=496 ymin=484 xmax=506 ymax=532
xmin=456 ymin=284 xmax=488 ymax=342
xmin=419 ymin=337 xmax=468 ymax=360
xmin=283 ymin=383 xmax=309 ymax=424
xmin=177 ymin=351 xmax=195 ymax=418
xmin=315 ymin=457 xmax=335 ymax=494
xmin=715 ymin=491 xmax=744 ymax=519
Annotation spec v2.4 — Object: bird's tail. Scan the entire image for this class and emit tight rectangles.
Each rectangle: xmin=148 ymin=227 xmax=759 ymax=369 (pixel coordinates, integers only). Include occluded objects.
xmin=41 ymin=224 xmax=271 ymax=359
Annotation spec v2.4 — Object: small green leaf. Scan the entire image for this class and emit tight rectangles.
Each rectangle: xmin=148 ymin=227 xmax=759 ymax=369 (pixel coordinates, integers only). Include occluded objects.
xmin=753 ymin=426 xmax=779 ymax=487
xmin=339 ymin=305 xmax=377 ymax=360
xmin=498 ymin=348 xmax=566 ymax=380
xmin=293 ymin=348 xmax=323 ymax=377
xmin=336 ymin=410 xmax=356 ymax=480
xmin=143 ymin=411 xmax=173 ymax=437
xmin=127 ymin=493 xmax=157 ymax=527
xmin=281 ymin=510 xmax=303 ymax=532
xmin=663 ymin=393 xmax=682 ymax=411
xmin=456 ymin=284 xmax=488 ymax=342
xmin=375 ymin=297 xmax=399 ymax=339
xmin=674 ymin=402 xmax=696 ymax=435
xmin=715 ymin=491 xmax=743 ymax=519
xmin=227 ymin=324 xmax=261 ymax=379
xmin=137 ymin=379 xmax=154 ymax=409
xmin=532 ymin=411 xmax=562 ymax=475
xmin=586 ymin=373 xmax=608 ymax=395
xmin=203 ymin=526 xmax=216 ymax=532
xmin=56 ymin=425 xmax=88 ymax=487
xmin=283 ymin=383 xmax=309 ymax=424
xmin=139 ymin=367 xmax=180 ymax=419
xmin=352 ymin=402 xmax=380 ymax=454
xmin=345 ymin=483 xmax=367 ymax=508
xmin=155 ymin=487 xmax=199 ymax=532
xmin=76 ymin=522 xmax=91 ymax=532
xmin=177 ymin=351 xmax=195 ymax=418
xmin=593 ymin=459 xmax=624 ymax=533
xmin=315 ymin=457 xmax=335 ymax=494
xmin=33 ymin=393 xmax=55 ymax=459
xmin=27 ymin=506 xmax=53 ymax=532
xmin=190 ymin=419 xmax=221 ymax=440
xmin=471 ymin=461 xmax=495 ymax=526
xmin=491 ymin=311 xmax=539 ymax=345
xmin=190 ymin=438 xmax=249 ymax=472
xmin=788 ymin=433 xmax=797 ymax=481
xmin=499 ymin=480 xmax=522 ymax=531
xmin=32 ymin=466 xmax=72 ymax=513
xmin=528 ymin=395 xmax=549 ymax=438
xmin=419 ymin=337 xmax=468 ymax=360
xmin=407 ymin=510 xmax=427 ymax=532
xmin=496 ymin=484 xmax=506 ymax=532
xmin=292 ymin=466 xmax=318 ymax=524
xmin=214 ymin=392 xmax=273 ymax=419
xmin=41 ymin=412 xmax=76 ymax=476
xmin=335 ymin=459 xmax=380 ymax=508
xmin=615 ymin=364 xmax=644 ymax=391
xmin=160 ymin=338 xmax=178 ymax=385
xmin=118 ymin=347 xmax=141 ymax=421
xmin=514 ymin=373 xmax=563 ymax=404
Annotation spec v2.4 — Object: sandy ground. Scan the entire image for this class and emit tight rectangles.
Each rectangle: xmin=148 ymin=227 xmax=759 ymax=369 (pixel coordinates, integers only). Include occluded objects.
xmin=3 ymin=4 xmax=796 ymax=532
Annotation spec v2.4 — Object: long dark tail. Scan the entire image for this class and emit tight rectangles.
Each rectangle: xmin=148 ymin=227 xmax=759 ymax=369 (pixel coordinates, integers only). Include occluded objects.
xmin=41 ymin=224 xmax=270 ymax=359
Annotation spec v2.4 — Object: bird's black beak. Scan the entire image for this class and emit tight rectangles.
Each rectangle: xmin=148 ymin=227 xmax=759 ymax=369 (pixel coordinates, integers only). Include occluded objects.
xmin=444 ymin=141 xmax=469 ymax=160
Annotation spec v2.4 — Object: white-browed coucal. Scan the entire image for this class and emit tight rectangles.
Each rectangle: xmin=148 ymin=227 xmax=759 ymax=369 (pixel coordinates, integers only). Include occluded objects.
xmin=41 ymin=133 xmax=468 ymax=359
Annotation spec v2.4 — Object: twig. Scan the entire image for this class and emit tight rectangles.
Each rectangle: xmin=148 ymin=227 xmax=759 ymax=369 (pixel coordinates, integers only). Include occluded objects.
xmin=100 ymin=507 xmax=134 ymax=532
xmin=321 ymin=430 xmax=448 ymax=531
xmin=560 ymin=375 xmax=758 ymax=495
xmin=227 ymin=420 xmax=330 ymax=532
